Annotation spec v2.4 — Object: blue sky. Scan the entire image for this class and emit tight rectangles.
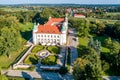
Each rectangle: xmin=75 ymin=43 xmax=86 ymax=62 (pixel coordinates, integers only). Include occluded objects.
xmin=0 ymin=0 xmax=120 ymax=4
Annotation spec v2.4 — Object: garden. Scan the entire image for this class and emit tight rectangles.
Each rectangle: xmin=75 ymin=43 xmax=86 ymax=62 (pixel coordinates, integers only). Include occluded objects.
xmin=23 ymin=45 xmax=60 ymax=66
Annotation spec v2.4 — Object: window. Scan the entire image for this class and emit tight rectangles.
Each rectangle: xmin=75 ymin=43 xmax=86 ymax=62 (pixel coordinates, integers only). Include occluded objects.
xmin=54 ymin=35 xmax=56 ymax=38
xmin=57 ymin=36 xmax=59 ymax=38
xmin=38 ymin=35 xmax=40 ymax=37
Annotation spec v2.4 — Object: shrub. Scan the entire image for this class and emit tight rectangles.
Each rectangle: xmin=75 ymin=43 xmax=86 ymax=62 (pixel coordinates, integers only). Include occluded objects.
xmin=31 ymin=45 xmax=44 ymax=53
xmin=41 ymin=55 xmax=57 ymax=65
xmin=47 ymin=46 xmax=60 ymax=54
xmin=102 ymin=60 xmax=110 ymax=71
xmin=24 ymin=54 xmax=39 ymax=65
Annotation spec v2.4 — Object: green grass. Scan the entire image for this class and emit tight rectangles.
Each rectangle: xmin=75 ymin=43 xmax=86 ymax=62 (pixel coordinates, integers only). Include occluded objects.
xmin=20 ymin=22 xmax=33 ymax=43
xmin=93 ymin=36 xmax=108 ymax=44
xmin=78 ymin=37 xmax=89 ymax=46
xmin=47 ymin=46 xmax=60 ymax=54
xmin=78 ymin=36 xmax=110 ymax=53
xmin=0 ymin=7 xmax=28 ymax=12
xmin=0 ymin=47 xmax=27 ymax=69
xmin=20 ymin=22 xmax=33 ymax=32
xmin=24 ymin=53 xmax=39 ymax=65
xmin=106 ymin=12 xmax=120 ymax=15
xmin=87 ymin=17 xmax=118 ymax=24
xmin=41 ymin=55 xmax=57 ymax=65
xmin=31 ymin=45 xmax=45 ymax=53
xmin=101 ymin=47 xmax=110 ymax=53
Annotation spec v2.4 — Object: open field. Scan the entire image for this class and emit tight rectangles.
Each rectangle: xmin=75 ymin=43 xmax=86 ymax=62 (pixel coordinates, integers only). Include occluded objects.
xmin=87 ymin=17 xmax=119 ymax=24
xmin=106 ymin=12 xmax=120 ymax=15
xmin=0 ymin=7 xmax=28 ymax=12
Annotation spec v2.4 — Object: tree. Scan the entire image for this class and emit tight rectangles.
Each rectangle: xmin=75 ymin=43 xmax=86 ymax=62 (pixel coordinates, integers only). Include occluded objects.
xmin=104 ymin=37 xmax=112 ymax=48
xmin=73 ymin=58 xmax=88 ymax=80
xmin=73 ymin=47 xmax=102 ymax=80
xmin=113 ymin=21 xmax=120 ymax=39
xmin=0 ymin=16 xmax=22 ymax=57
xmin=88 ymin=37 xmax=94 ymax=48
xmin=81 ymin=47 xmax=102 ymax=80
xmin=88 ymin=37 xmax=101 ymax=54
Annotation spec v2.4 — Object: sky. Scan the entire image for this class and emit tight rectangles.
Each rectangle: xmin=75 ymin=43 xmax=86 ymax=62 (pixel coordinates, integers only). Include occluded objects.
xmin=0 ymin=0 xmax=120 ymax=4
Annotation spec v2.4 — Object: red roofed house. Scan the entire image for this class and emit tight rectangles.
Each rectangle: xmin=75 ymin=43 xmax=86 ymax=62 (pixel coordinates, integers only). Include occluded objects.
xmin=74 ymin=14 xmax=86 ymax=18
xmin=33 ymin=17 xmax=68 ymax=45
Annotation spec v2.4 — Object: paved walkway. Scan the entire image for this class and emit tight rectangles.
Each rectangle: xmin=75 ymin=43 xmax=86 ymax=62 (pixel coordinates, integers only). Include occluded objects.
xmin=3 ymin=70 xmax=63 ymax=80
xmin=5 ymin=70 xmax=41 ymax=79
xmin=58 ymin=46 xmax=67 ymax=66
xmin=103 ymin=76 xmax=120 ymax=80
xmin=68 ymin=28 xmax=78 ymax=73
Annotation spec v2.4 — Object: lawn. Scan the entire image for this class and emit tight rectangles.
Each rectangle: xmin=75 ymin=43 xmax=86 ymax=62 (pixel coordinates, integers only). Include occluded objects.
xmin=20 ymin=22 xmax=33 ymax=43
xmin=0 ymin=46 xmax=28 ymax=69
xmin=31 ymin=45 xmax=45 ymax=53
xmin=78 ymin=36 xmax=110 ymax=53
xmin=24 ymin=53 xmax=39 ymax=65
xmin=20 ymin=22 xmax=33 ymax=32
xmin=41 ymin=55 xmax=57 ymax=65
xmin=106 ymin=12 xmax=120 ymax=15
xmin=87 ymin=17 xmax=118 ymax=24
xmin=78 ymin=37 xmax=89 ymax=46
xmin=47 ymin=46 xmax=60 ymax=54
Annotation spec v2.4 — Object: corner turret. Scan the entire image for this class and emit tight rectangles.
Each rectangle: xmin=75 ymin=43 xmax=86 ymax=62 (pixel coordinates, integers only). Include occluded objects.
xmin=33 ymin=21 xmax=38 ymax=32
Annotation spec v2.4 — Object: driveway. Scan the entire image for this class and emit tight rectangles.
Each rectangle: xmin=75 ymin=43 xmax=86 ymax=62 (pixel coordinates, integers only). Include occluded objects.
xmin=68 ymin=28 xmax=78 ymax=65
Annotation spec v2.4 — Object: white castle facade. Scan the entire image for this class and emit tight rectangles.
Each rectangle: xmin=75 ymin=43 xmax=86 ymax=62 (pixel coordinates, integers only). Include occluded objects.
xmin=33 ymin=17 xmax=68 ymax=45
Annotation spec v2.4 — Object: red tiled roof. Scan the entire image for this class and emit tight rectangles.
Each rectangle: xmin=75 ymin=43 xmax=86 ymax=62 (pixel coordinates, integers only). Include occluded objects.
xmin=36 ymin=25 xmax=61 ymax=34
xmin=46 ymin=18 xmax=65 ymax=25
xmin=36 ymin=18 xmax=64 ymax=34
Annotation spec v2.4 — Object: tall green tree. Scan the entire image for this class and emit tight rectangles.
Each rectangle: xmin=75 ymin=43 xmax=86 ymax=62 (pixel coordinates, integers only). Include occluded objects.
xmin=0 ymin=16 xmax=22 ymax=57
xmin=113 ymin=21 xmax=120 ymax=39
xmin=73 ymin=47 xmax=102 ymax=80
xmin=73 ymin=58 xmax=88 ymax=80
xmin=81 ymin=48 xmax=102 ymax=80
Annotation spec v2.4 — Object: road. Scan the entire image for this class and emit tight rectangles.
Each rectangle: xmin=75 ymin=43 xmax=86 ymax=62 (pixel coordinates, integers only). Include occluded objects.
xmin=67 ymin=28 xmax=78 ymax=73
xmin=68 ymin=28 xmax=78 ymax=65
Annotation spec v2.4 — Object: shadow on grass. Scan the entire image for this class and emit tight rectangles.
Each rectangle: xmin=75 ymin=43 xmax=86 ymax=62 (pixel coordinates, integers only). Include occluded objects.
xmin=104 ymin=67 xmax=120 ymax=76
xmin=20 ymin=31 xmax=32 ymax=41
xmin=29 ymin=57 xmax=38 ymax=65
xmin=93 ymin=35 xmax=109 ymax=47
xmin=77 ymin=45 xmax=88 ymax=57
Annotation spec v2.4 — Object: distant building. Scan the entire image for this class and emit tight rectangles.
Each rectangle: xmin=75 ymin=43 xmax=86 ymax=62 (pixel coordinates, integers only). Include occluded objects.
xmin=74 ymin=14 xmax=86 ymax=18
xmin=33 ymin=17 xmax=68 ymax=45
xmin=70 ymin=10 xmax=74 ymax=17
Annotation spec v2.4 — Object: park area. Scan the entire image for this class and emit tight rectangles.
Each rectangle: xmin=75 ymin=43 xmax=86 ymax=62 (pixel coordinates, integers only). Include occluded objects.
xmin=77 ymin=35 xmax=110 ymax=56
